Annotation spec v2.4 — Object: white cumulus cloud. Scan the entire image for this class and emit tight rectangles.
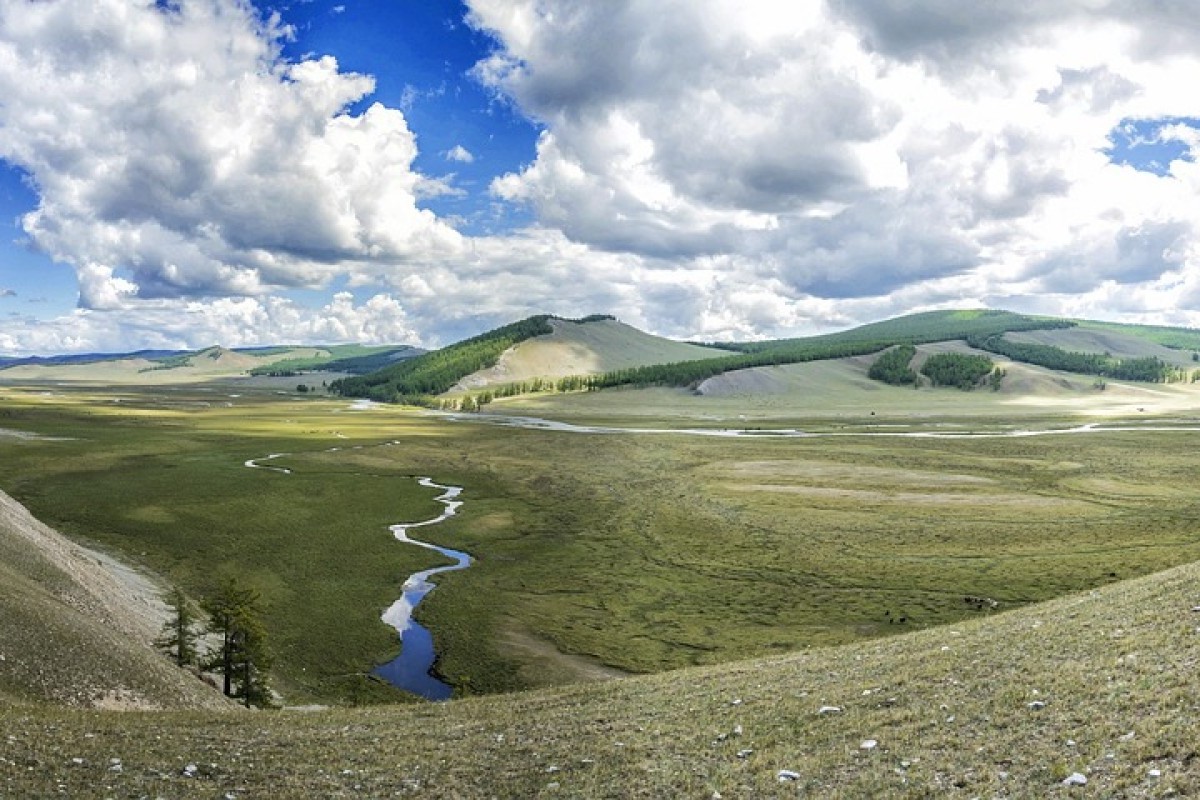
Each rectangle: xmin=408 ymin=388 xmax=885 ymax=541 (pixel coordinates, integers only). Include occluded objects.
xmin=0 ymin=0 xmax=462 ymax=310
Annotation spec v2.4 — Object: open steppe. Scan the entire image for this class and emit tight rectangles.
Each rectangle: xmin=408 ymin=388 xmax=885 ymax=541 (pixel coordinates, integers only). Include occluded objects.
xmin=4 ymin=313 xmax=1200 ymax=796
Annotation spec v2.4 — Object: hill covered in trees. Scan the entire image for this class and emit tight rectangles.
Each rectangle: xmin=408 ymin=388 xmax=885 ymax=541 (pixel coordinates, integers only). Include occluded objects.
xmin=330 ymin=309 xmax=1200 ymax=407
xmin=330 ymin=315 xmax=615 ymax=403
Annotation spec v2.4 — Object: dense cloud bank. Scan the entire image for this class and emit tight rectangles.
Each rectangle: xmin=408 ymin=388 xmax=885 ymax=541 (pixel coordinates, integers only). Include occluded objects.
xmin=2 ymin=0 xmax=1200 ymax=352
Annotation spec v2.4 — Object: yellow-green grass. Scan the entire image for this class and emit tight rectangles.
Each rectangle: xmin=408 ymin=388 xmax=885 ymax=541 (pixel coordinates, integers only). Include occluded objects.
xmin=3 ymin=557 xmax=1199 ymax=797
xmin=4 ymin=382 xmax=1200 ymax=710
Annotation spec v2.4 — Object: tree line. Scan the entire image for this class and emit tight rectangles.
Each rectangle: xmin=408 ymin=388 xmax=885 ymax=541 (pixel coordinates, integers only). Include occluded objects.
xmin=156 ymin=580 xmax=273 ymax=708
xmin=966 ymin=334 xmax=1177 ymax=382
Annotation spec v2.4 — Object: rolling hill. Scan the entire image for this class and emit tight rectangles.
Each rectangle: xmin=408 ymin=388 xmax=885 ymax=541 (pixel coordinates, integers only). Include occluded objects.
xmin=452 ymin=316 xmax=726 ymax=390
xmin=0 ymin=487 xmax=227 ymax=710
xmin=0 ymin=343 xmax=419 ymax=384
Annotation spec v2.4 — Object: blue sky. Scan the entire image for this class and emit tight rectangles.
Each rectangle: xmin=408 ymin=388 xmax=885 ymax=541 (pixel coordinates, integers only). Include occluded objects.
xmin=3 ymin=0 xmax=1200 ymax=354
xmin=272 ymin=0 xmax=539 ymax=235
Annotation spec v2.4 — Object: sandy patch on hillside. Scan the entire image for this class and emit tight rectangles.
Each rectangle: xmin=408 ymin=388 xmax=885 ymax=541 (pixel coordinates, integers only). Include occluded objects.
xmin=0 ymin=489 xmax=168 ymax=651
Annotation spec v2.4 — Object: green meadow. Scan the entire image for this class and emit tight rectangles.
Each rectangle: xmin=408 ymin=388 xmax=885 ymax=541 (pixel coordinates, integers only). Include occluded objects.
xmin=3 ymin=382 xmax=1200 ymax=705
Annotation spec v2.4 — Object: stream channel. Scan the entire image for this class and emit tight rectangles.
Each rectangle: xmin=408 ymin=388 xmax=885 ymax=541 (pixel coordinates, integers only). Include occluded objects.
xmin=246 ymin=451 xmax=469 ymax=700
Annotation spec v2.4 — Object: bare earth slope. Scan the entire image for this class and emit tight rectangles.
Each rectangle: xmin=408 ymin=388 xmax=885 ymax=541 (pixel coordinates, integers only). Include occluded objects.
xmin=455 ymin=318 xmax=726 ymax=390
xmin=0 ymin=488 xmax=228 ymax=710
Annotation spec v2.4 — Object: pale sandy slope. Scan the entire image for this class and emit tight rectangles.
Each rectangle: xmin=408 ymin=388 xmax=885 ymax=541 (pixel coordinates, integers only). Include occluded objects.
xmin=501 ymin=340 xmax=1200 ymax=421
xmin=0 ymin=487 xmax=230 ymax=710
xmin=454 ymin=318 xmax=726 ymax=390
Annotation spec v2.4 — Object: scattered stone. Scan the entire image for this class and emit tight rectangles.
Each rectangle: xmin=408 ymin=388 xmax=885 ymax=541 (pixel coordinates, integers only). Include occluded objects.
xmin=860 ymin=740 xmax=878 ymax=751
xmin=736 ymin=749 xmax=753 ymax=759
xmin=1066 ymin=739 xmax=1076 ymax=747
xmin=1191 ymin=606 xmax=1200 ymax=612
xmin=546 ymin=765 xmax=560 ymax=774
xmin=712 ymin=792 xmax=723 ymax=800
xmin=183 ymin=763 xmax=197 ymax=777
xmin=817 ymin=705 xmax=842 ymax=715
xmin=777 ymin=769 xmax=800 ymax=782
xmin=546 ymin=781 xmax=560 ymax=790
xmin=730 ymin=698 xmax=743 ymax=706
xmin=71 ymin=758 xmax=84 ymax=766
xmin=1149 ymin=769 xmax=1162 ymax=778
xmin=732 ymin=725 xmax=743 ymax=737
xmin=1027 ymin=701 xmax=1047 ymax=710
xmin=1062 ymin=773 xmax=1088 ymax=786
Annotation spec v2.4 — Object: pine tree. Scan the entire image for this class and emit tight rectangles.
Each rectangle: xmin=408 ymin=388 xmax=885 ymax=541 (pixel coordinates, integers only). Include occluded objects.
xmin=155 ymin=585 xmax=199 ymax=667
xmin=202 ymin=578 xmax=273 ymax=705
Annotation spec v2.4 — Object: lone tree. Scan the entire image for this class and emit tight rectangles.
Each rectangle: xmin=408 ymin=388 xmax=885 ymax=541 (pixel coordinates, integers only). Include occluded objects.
xmin=155 ymin=585 xmax=199 ymax=667
xmin=202 ymin=578 xmax=274 ymax=707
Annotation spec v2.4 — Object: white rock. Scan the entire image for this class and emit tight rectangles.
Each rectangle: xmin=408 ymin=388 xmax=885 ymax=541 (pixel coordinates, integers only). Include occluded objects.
xmin=1149 ymin=769 xmax=1162 ymax=778
xmin=817 ymin=705 xmax=842 ymax=715
xmin=777 ymin=769 xmax=801 ymax=782
xmin=732 ymin=725 xmax=743 ymax=736
xmin=860 ymin=739 xmax=878 ymax=750
xmin=1120 ymin=731 xmax=1135 ymax=741
xmin=1027 ymin=701 xmax=1047 ymax=710
xmin=1063 ymin=772 xmax=1088 ymax=786
xmin=736 ymin=749 xmax=753 ymax=759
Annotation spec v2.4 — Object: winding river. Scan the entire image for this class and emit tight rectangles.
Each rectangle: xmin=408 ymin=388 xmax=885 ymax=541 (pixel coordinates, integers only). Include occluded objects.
xmin=441 ymin=412 xmax=1200 ymax=439
xmin=245 ymin=449 xmax=470 ymax=700
xmin=373 ymin=478 xmax=469 ymax=701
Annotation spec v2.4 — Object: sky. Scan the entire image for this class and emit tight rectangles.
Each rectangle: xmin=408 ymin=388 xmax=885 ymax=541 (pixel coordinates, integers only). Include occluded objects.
xmin=2 ymin=1 xmax=1200 ymax=354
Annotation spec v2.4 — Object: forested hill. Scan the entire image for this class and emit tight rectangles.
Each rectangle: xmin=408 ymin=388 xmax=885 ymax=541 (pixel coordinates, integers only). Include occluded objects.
xmin=329 ymin=315 xmax=614 ymax=403
xmin=331 ymin=310 xmax=1077 ymax=403
xmin=586 ymin=309 xmax=1071 ymax=391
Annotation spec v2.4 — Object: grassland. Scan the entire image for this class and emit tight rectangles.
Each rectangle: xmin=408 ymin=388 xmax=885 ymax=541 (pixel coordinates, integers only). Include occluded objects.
xmin=4 ymin=556 xmax=1200 ymax=797
xmin=4 ymin=375 xmax=1200 ymax=711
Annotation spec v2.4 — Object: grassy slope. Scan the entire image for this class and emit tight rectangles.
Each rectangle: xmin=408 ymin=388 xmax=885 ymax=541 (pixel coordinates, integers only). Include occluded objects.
xmin=507 ymin=344 xmax=1200 ymax=423
xmin=0 ymin=489 xmax=228 ymax=710
xmin=3 ymin=558 xmax=1199 ymax=797
xmin=455 ymin=318 xmax=726 ymax=390
xmin=1007 ymin=325 xmax=1199 ymax=368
